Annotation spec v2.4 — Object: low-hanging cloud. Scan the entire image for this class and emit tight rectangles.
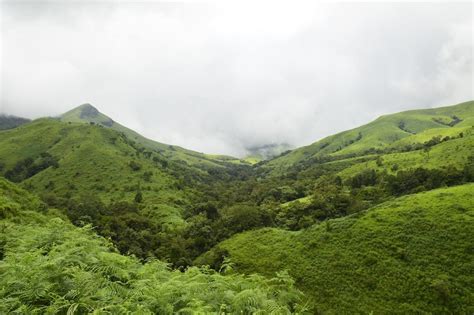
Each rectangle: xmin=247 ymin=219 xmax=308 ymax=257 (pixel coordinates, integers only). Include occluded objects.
xmin=1 ymin=1 xmax=472 ymax=156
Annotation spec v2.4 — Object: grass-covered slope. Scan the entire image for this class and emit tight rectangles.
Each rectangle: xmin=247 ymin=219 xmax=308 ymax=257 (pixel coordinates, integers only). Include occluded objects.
xmin=198 ymin=184 xmax=474 ymax=313
xmin=264 ymin=100 xmax=473 ymax=175
xmin=0 ymin=178 xmax=308 ymax=314
xmin=0 ymin=115 xmax=256 ymax=262
xmin=60 ymin=104 xmax=246 ymax=168
xmin=0 ymin=118 xmax=191 ymax=225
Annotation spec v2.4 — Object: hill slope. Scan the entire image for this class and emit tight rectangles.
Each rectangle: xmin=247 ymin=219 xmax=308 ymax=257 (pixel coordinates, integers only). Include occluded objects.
xmin=198 ymin=184 xmax=474 ymax=313
xmin=60 ymin=104 xmax=246 ymax=168
xmin=263 ymin=100 xmax=474 ymax=175
xmin=0 ymin=110 xmax=258 ymax=263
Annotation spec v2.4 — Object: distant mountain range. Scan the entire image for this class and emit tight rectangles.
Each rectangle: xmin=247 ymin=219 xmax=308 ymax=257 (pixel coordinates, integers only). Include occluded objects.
xmin=0 ymin=114 xmax=31 ymax=130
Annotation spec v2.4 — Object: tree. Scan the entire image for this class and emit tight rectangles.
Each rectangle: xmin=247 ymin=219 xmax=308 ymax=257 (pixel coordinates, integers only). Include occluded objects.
xmin=134 ymin=191 xmax=143 ymax=203
xmin=129 ymin=160 xmax=142 ymax=171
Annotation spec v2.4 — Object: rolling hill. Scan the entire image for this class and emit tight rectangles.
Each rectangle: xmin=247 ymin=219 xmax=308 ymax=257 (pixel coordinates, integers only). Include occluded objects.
xmin=197 ymin=184 xmax=474 ymax=313
xmin=0 ymin=105 xmax=253 ymax=229
xmin=0 ymin=108 xmax=252 ymax=261
xmin=263 ymin=100 xmax=474 ymax=176
xmin=60 ymin=104 xmax=246 ymax=168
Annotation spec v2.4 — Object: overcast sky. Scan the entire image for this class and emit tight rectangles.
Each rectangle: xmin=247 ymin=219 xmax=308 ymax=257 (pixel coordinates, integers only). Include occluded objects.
xmin=1 ymin=1 xmax=472 ymax=156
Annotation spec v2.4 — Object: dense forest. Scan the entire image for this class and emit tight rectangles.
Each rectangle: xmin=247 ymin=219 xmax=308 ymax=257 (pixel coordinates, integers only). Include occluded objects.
xmin=1 ymin=101 xmax=473 ymax=313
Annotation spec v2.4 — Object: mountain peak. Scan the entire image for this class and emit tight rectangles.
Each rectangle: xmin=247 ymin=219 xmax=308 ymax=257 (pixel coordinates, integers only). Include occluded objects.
xmin=74 ymin=103 xmax=100 ymax=119
xmin=60 ymin=103 xmax=114 ymax=127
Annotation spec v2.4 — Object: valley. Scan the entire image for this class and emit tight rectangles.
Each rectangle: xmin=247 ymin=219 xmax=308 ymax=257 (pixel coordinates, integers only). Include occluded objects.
xmin=1 ymin=100 xmax=473 ymax=313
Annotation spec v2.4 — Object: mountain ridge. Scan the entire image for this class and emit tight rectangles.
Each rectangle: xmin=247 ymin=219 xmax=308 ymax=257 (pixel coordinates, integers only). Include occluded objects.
xmin=262 ymin=100 xmax=474 ymax=176
xmin=59 ymin=103 xmax=247 ymax=167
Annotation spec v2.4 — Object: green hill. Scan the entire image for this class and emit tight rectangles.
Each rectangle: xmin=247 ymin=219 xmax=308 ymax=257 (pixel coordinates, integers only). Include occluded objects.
xmin=0 ymin=117 xmax=188 ymax=209
xmin=0 ymin=105 xmax=254 ymax=226
xmin=198 ymin=184 xmax=474 ymax=313
xmin=263 ymin=100 xmax=474 ymax=176
xmin=60 ymin=104 xmax=246 ymax=168
xmin=235 ymin=101 xmax=474 ymax=232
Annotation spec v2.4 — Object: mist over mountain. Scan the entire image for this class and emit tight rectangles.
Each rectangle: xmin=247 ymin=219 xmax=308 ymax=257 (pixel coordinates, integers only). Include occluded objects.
xmin=1 ymin=2 xmax=472 ymax=156
xmin=0 ymin=114 xmax=31 ymax=130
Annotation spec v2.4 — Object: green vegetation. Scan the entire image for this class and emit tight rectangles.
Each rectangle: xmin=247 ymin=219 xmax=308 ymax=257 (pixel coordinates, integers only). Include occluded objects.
xmin=198 ymin=185 xmax=474 ymax=313
xmin=0 ymin=178 xmax=308 ymax=314
xmin=60 ymin=104 xmax=251 ymax=169
xmin=263 ymin=100 xmax=474 ymax=176
xmin=0 ymin=100 xmax=473 ymax=313
xmin=0 ymin=116 xmax=251 ymax=262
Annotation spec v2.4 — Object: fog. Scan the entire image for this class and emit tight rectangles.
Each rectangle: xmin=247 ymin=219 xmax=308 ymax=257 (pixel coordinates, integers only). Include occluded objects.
xmin=1 ymin=1 xmax=472 ymax=156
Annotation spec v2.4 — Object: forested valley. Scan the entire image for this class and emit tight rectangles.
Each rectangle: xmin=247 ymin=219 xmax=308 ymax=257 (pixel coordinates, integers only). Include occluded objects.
xmin=1 ymin=101 xmax=473 ymax=313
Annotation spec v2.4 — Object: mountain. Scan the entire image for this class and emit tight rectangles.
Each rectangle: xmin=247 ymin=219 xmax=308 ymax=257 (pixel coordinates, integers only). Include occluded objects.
xmin=60 ymin=103 xmax=246 ymax=168
xmin=0 ymin=114 xmax=31 ymax=130
xmin=0 ymin=117 xmax=189 ymax=228
xmin=263 ymin=100 xmax=474 ymax=176
xmin=0 ymin=106 xmax=252 ymax=260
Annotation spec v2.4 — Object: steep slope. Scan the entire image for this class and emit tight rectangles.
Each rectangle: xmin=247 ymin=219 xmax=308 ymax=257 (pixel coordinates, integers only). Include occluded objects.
xmin=60 ymin=104 xmax=246 ymax=168
xmin=264 ymin=100 xmax=474 ymax=175
xmin=0 ymin=118 xmax=189 ymax=207
xmin=0 ymin=115 xmax=254 ymax=261
xmin=0 ymin=178 xmax=309 ymax=314
xmin=0 ymin=110 xmax=252 ymax=221
xmin=198 ymin=184 xmax=474 ymax=313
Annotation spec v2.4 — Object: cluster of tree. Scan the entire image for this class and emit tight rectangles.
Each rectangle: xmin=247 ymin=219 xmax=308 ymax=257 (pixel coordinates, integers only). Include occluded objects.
xmin=362 ymin=132 xmax=468 ymax=156
xmin=1 ymin=211 xmax=308 ymax=313
xmin=384 ymin=164 xmax=473 ymax=195
xmin=4 ymin=152 xmax=59 ymax=182
xmin=36 ymin=153 xmax=472 ymax=269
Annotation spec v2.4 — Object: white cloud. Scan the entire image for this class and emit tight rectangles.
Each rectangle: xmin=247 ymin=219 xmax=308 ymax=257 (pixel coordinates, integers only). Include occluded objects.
xmin=1 ymin=1 xmax=472 ymax=156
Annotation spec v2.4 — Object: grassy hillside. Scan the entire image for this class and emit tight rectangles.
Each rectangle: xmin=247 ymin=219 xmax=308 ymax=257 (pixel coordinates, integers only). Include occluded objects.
xmin=235 ymin=101 xmax=474 ymax=231
xmin=0 ymin=114 xmax=254 ymax=263
xmin=264 ymin=100 xmax=473 ymax=175
xmin=60 ymin=104 xmax=247 ymax=168
xmin=0 ymin=178 xmax=309 ymax=314
xmin=0 ymin=118 xmax=188 ymax=223
xmin=198 ymin=184 xmax=474 ymax=313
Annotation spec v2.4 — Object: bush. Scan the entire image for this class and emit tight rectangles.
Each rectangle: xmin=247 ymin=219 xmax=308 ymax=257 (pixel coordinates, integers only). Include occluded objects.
xmin=128 ymin=160 xmax=142 ymax=171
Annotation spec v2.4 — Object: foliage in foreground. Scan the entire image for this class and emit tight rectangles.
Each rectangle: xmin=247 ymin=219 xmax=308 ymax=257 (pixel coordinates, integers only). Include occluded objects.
xmin=0 ymin=179 xmax=308 ymax=314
